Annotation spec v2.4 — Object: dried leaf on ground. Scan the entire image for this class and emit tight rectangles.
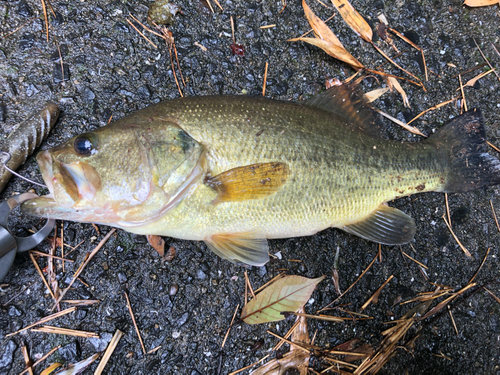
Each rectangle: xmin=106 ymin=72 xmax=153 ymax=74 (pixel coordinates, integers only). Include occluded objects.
xmin=241 ymin=275 xmax=325 ymax=324
xmin=252 ymin=310 xmax=310 ymax=374
xmin=463 ymin=0 xmax=499 ymax=6
xmin=364 ymin=87 xmax=389 ymax=103
xmin=388 ymin=77 xmax=410 ymax=107
xmin=147 ymin=234 xmax=165 ymax=256
xmin=288 ymin=37 xmax=364 ymax=69
xmin=289 ymin=1 xmax=364 ymax=70
xmin=331 ymin=0 xmax=373 ymax=42
xmin=41 ymin=363 xmax=62 ymax=375
xmin=302 ymin=0 xmax=340 ymax=46
xmin=54 ymin=353 xmax=100 ymax=374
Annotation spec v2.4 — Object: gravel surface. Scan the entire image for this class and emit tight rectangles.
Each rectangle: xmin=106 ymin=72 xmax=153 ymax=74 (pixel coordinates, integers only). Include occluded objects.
xmin=1 ymin=0 xmax=500 ymax=374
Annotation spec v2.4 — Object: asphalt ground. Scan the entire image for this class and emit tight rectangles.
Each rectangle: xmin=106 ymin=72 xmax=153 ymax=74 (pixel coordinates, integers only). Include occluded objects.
xmin=0 ymin=0 xmax=500 ymax=374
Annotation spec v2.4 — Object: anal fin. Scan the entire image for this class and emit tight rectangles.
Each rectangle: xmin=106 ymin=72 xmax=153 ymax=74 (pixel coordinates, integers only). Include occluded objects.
xmin=204 ymin=232 xmax=270 ymax=266
xmin=343 ymin=204 xmax=416 ymax=245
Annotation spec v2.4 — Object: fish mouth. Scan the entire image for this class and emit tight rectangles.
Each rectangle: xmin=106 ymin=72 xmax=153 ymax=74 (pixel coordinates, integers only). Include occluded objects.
xmin=21 ymin=151 xmax=101 ymax=220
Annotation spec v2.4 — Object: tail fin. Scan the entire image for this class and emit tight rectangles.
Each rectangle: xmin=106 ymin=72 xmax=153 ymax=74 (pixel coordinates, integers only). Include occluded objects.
xmin=429 ymin=109 xmax=500 ymax=193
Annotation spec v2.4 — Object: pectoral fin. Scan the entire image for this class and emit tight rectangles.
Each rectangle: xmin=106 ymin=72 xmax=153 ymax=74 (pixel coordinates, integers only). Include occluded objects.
xmin=206 ymin=162 xmax=290 ymax=204
xmin=204 ymin=232 xmax=270 ymax=266
xmin=343 ymin=205 xmax=416 ymax=245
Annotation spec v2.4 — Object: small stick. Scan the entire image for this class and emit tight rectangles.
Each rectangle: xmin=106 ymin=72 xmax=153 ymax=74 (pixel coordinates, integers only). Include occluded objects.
xmin=126 ymin=18 xmax=158 ymax=48
xmin=484 ymin=288 xmax=500 ymax=304
xmin=244 ymin=271 xmax=256 ymax=300
xmin=124 ymin=291 xmax=146 ymax=354
xmin=490 ymin=200 xmax=500 ymax=232
xmin=370 ymin=42 xmax=423 ymax=85
xmin=19 ymin=345 xmax=61 ymax=375
xmin=388 ymin=27 xmax=428 ymax=81
xmin=61 ymin=224 xmax=65 ymax=272
xmin=56 ymin=41 xmax=66 ymax=87
xmin=260 ymin=24 xmax=276 ymax=29
xmin=94 ymin=329 xmax=124 ymax=375
xmin=282 ymin=311 xmax=352 ymax=322
xmin=21 ymin=344 xmax=33 ymax=375
xmin=205 ymin=0 xmax=214 ymax=13
xmin=32 ymin=325 xmax=99 ymax=338
xmin=230 ymin=16 xmax=235 ymax=44
xmin=129 ymin=14 xmax=163 ymax=38
xmin=51 ymin=229 xmax=115 ymax=311
xmin=221 ymin=303 xmax=239 ymax=348
xmin=459 ymin=74 xmax=467 ymax=112
xmin=468 ymin=248 xmax=489 ymax=284
xmin=473 ymin=38 xmax=500 ymax=82
xmin=272 ymin=319 xmax=300 ymax=351
xmin=445 ymin=193 xmax=451 ymax=229
xmin=361 ymin=275 xmax=394 ymax=311
xmin=402 ymin=252 xmax=428 ymax=269
xmin=487 ymin=141 xmax=500 ymax=153
xmin=228 ymin=354 xmax=270 ymax=375
xmin=147 ymin=346 xmax=161 ymax=355
xmin=6 ymin=307 xmax=77 ymax=338
xmin=30 ymin=251 xmax=74 ymax=262
xmin=41 ymin=0 xmax=49 ymax=42
xmin=212 ymin=0 xmax=223 ymax=11
xmin=173 ymin=40 xmax=186 ymax=87
xmin=442 ymin=214 xmax=471 ymax=257
xmin=29 ymin=253 xmax=56 ymax=300
xmin=447 ymin=306 xmax=459 ymax=335
xmin=262 ymin=62 xmax=269 ymax=96
xmin=319 ymin=251 xmax=379 ymax=311
xmin=1 ymin=17 xmax=36 ymax=40
xmin=451 ymin=62 xmax=488 ymax=79
xmin=62 ymin=299 xmax=100 ymax=306
xmin=407 ymin=97 xmax=459 ymax=125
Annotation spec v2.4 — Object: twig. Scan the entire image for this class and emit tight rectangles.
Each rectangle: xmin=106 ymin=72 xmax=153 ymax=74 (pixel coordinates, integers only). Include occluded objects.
xmin=126 ymin=18 xmax=158 ymax=48
xmin=490 ymin=200 xmax=500 ymax=232
xmin=32 ymin=325 xmax=99 ymax=338
xmin=6 ymin=307 xmax=77 ymax=338
xmin=51 ymin=229 xmax=116 ymax=311
xmin=244 ymin=271 xmax=256 ymax=300
xmin=447 ymin=306 xmax=459 ymax=335
xmin=445 ymin=193 xmax=451 ymax=229
xmin=468 ymin=248 xmax=490 ymax=284
xmin=41 ymin=0 xmax=49 ymax=42
xmin=124 ymin=291 xmax=146 ymax=354
xmin=29 ymin=253 xmax=56 ymax=300
xmin=473 ymin=38 xmax=500 ymax=82
xmin=262 ymin=62 xmax=269 ymax=96
xmin=1 ymin=17 xmax=36 ymax=40
xmin=361 ymin=275 xmax=394 ymax=311
xmin=459 ymin=74 xmax=467 ymax=112
xmin=407 ymin=97 xmax=459 ymax=125
xmin=19 ymin=345 xmax=61 ymax=375
xmin=442 ymin=214 xmax=471 ymax=257
xmin=221 ymin=304 xmax=239 ymax=348
xmin=21 ymin=344 xmax=33 ymax=375
xmin=228 ymin=354 xmax=270 ymax=375
xmin=94 ymin=330 xmax=124 ymax=375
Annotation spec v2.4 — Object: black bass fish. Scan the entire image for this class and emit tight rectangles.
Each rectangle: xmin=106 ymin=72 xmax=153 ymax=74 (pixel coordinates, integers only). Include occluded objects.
xmin=21 ymin=85 xmax=500 ymax=266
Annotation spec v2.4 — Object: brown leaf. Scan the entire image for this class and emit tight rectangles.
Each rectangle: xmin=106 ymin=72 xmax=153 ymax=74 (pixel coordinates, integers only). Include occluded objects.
xmin=388 ymin=77 xmax=410 ymax=108
xmin=302 ymin=0 xmax=341 ymax=46
xmin=463 ymin=0 xmax=499 ymax=6
xmin=147 ymin=235 xmax=165 ymax=257
xmin=288 ymin=37 xmax=364 ymax=69
xmin=331 ymin=0 xmax=373 ymax=42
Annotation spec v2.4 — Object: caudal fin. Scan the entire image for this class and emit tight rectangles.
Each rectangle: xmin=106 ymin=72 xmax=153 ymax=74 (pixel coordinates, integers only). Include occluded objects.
xmin=429 ymin=109 xmax=500 ymax=193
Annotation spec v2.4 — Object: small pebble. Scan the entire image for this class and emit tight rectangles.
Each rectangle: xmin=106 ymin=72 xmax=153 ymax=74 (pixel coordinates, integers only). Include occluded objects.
xmin=169 ymin=284 xmax=178 ymax=296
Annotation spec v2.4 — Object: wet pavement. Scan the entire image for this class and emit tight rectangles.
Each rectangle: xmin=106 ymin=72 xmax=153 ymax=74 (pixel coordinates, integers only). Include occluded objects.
xmin=1 ymin=0 xmax=500 ymax=374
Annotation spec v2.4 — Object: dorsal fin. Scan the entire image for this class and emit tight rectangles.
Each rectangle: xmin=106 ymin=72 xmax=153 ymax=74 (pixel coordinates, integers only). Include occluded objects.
xmin=304 ymin=83 xmax=384 ymax=138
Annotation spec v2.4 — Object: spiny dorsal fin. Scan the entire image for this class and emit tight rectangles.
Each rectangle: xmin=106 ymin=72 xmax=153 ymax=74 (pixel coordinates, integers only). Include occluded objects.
xmin=205 ymin=162 xmax=290 ymax=204
xmin=343 ymin=204 xmax=416 ymax=245
xmin=204 ymin=232 xmax=270 ymax=266
xmin=304 ymin=83 xmax=383 ymax=138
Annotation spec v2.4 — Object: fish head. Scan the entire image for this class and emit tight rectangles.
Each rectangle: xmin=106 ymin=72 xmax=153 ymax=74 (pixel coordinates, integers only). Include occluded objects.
xmin=22 ymin=121 xmax=205 ymax=226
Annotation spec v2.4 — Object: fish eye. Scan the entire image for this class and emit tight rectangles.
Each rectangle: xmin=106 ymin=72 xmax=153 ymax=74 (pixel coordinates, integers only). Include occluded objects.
xmin=74 ymin=134 xmax=98 ymax=156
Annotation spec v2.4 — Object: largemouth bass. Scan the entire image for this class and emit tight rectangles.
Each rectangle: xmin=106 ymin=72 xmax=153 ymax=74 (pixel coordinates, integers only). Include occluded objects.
xmin=21 ymin=85 xmax=500 ymax=266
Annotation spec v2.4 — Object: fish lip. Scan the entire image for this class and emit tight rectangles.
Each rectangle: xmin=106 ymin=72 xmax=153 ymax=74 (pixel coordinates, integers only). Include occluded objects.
xmin=36 ymin=150 xmax=54 ymax=195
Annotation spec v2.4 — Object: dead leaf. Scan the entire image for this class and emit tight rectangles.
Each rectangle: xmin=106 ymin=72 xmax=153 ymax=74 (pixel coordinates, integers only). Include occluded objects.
xmin=331 ymin=0 xmax=373 ymax=42
xmin=302 ymin=0 xmax=341 ymax=46
xmin=147 ymin=235 xmax=165 ymax=257
xmin=288 ymin=37 xmax=364 ymax=69
xmin=388 ymin=77 xmax=410 ymax=107
xmin=41 ymin=363 xmax=62 ymax=375
xmin=463 ymin=0 xmax=499 ymax=6
xmin=364 ymin=87 xmax=389 ymax=103
xmin=241 ymin=275 xmax=325 ymax=324
xmin=54 ymin=353 xmax=100 ymax=374
xmin=251 ymin=309 xmax=310 ymax=375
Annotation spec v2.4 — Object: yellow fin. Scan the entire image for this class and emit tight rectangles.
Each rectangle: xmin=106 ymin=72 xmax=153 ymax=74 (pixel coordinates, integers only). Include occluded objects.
xmin=204 ymin=232 xmax=269 ymax=266
xmin=343 ymin=204 xmax=416 ymax=245
xmin=206 ymin=162 xmax=290 ymax=204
